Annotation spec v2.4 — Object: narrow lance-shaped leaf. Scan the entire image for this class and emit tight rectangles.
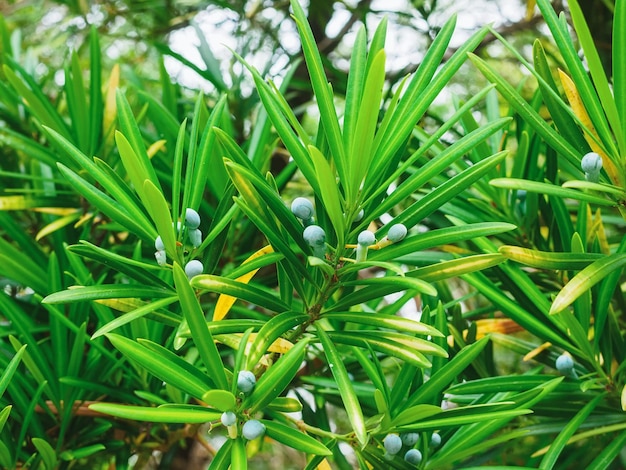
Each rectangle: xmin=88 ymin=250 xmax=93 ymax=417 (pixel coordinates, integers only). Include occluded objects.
xmin=315 ymin=325 xmax=368 ymax=446
xmin=115 ymin=90 xmax=162 ymax=191
xmin=550 ymin=253 xmax=626 ymax=314
xmin=499 ymin=246 xmax=603 ymax=270
xmin=173 ymin=262 xmax=228 ymax=390
xmin=261 ymin=420 xmax=332 ymax=456
xmin=406 ymin=336 xmax=490 ymax=407
xmin=243 ymin=337 xmax=310 ymax=414
xmin=105 ymin=334 xmax=214 ymax=399
xmin=539 ymin=393 xmax=605 ymax=469
xmin=290 ymin=0 xmax=346 ymax=181
xmin=89 ymin=403 xmax=221 ymax=423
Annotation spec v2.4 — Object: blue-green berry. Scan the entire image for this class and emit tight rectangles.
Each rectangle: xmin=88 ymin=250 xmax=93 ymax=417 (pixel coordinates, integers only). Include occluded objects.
xmin=184 ymin=260 xmax=203 ymax=279
xmin=556 ymin=353 xmax=574 ymax=372
xmin=185 ymin=208 xmax=201 ymax=229
xmin=155 ymin=250 xmax=167 ymax=266
xmin=354 ymin=208 xmax=365 ymax=222
xmin=291 ymin=197 xmax=314 ymax=220
xmin=387 ymin=223 xmax=407 ymax=243
xmin=303 ymin=225 xmax=326 ymax=258
xmin=581 ymin=152 xmax=603 ymax=174
xmin=242 ymin=419 xmax=265 ymax=440
xmin=237 ymin=370 xmax=256 ymax=393
xmin=356 ymin=230 xmax=376 ymax=262
xmin=404 ymin=449 xmax=423 ymax=465
xmin=155 ymin=235 xmax=165 ymax=251
xmin=221 ymin=411 xmax=236 ymax=427
xmin=188 ymin=228 xmax=202 ymax=248
xmin=358 ymin=230 xmax=376 ymax=246
xmin=430 ymin=432 xmax=441 ymax=447
xmin=383 ymin=433 xmax=403 ymax=455
xmin=401 ymin=432 xmax=419 ymax=447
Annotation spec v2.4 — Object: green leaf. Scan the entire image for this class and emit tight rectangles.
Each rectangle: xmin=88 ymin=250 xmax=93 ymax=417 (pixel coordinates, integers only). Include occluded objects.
xmin=106 ymin=334 xmax=214 ymax=399
xmin=201 ymin=390 xmax=237 ymax=412
xmin=267 ymin=397 xmax=303 ymax=413
xmin=290 ymin=0 xmax=345 ymax=182
xmin=315 ymin=325 xmax=367 ymax=446
xmin=68 ymin=241 xmax=171 ymax=290
xmin=59 ymin=444 xmax=106 ymax=461
xmin=56 ymin=163 xmax=156 ymax=241
xmin=191 ymin=274 xmax=291 ymax=314
xmin=3 ymin=63 xmax=72 ymax=140
xmin=89 ymin=403 xmax=221 ymax=423
xmin=370 ymin=222 xmax=516 ymax=262
xmin=533 ymin=40 xmax=590 ymax=155
xmin=191 ymin=22 xmax=228 ymax=92
xmin=446 ymin=375 xmax=578 ymax=395
xmin=539 ymin=393 xmax=605 ymax=469
xmin=490 ymin=178 xmax=614 ymax=206
xmin=391 ymin=404 xmax=443 ymax=427
xmin=173 ymin=262 xmax=228 ymax=390
xmin=189 ymin=95 xmax=229 ymax=207
xmin=243 ymin=338 xmax=310 ymax=414
xmin=470 ymin=53 xmax=581 ymax=167
xmin=262 ymin=420 xmax=332 ymax=455
xmin=91 ymin=296 xmax=179 ymax=339
xmin=587 ymin=430 xmax=626 ymax=470
xmin=0 ymin=440 xmax=10 ymax=470
xmin=614 ymin=0 xmax=626 ymax=144
xmin=406 ymin=254 xmax=506 ymax=283
xmin=320 ymin=312 xmax=442 ymax=337
xmin=398 ymin=151 xmax=509 ymax=230
xmin=343 ymin=274 xmax=437 ymax=297
xmin=32 ymin=438 xmax=56 ymax=470
xmin=143 ymin=179 xmax=180 ymax=264
xmin=330 ymin=276 xmax=435 ymax=312
xmin=231 ymin=438 xmax=247 ymax=470
xmin=43 ymin=285 xmax=174 ymax=304
xmin=115 ymin=90 xmax=161 ymax=190
xmin=308 ymin=145 xmax=345 ymax=246
xmin=499 ymin=246 xmax=603 ymax=270
xmin=246 ymin=312 xmax=308 ymax=370
xmin=0 ymin=406 xmax=12 ymax=434
xmin=347 ymin=48 xmax=386 ymax=202
xmin=551 ymin=253 xmax=626 ymax=314
xmin=327 ymin=331 xmax=434 ymax=368
xmin=406 ymin=337 xmax=490 ymax=407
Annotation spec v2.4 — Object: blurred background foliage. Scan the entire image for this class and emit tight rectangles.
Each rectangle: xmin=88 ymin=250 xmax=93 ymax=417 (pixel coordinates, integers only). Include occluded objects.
xmin=0 ymin=0 xmax=574 ymax=133
xmin=1 ymin=0 xmax=626 ymax=469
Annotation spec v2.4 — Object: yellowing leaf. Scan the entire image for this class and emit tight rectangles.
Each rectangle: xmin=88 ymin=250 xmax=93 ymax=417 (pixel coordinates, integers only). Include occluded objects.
xmin=214 ymin=332 xmax=293 ymax=355
xmin=103 ymin=64 xmax=119 ymax=153
xmin=559 ymin=69 xmax=620 ymax=185
xmin=95 ymin=298 xmax=145 ymax=312
xmin=147 ymin=139 xmax=167 ymax=158
xmin=317 ymin=459 xmax=332 ymax=470
xmin=523 ymin=342 xmax=552 ymax=362
xmin=214 ymin=245 xmax=274 ymax=320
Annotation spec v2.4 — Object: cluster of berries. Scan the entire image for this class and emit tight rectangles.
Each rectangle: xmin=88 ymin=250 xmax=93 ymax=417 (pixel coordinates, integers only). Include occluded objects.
xmin=382 ymin=431 xmax=441 ymax=465
xmin=154 ymin=208 xmax=204 ymax=279
xmin=220 ymin=371 xmax=266 ymax=440
xmin=291 ymin=198 xmax=408 ymax=261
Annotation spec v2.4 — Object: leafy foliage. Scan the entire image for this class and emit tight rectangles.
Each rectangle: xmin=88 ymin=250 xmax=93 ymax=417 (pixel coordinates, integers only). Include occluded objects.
xmin=0 ymin=0 xmax=625 ymax=469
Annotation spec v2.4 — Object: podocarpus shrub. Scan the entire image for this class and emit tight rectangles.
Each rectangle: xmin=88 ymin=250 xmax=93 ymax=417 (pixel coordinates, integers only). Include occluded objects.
xmin=1 ymin=0 xmax=625 ymax=469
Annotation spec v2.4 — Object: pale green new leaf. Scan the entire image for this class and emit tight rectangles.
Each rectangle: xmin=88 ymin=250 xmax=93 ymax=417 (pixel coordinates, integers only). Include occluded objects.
xmin=551 ymin=253 xmax=626 ymax=314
